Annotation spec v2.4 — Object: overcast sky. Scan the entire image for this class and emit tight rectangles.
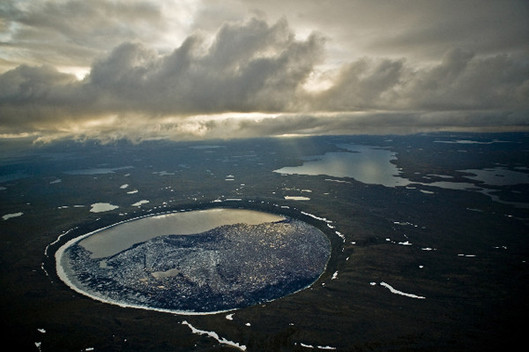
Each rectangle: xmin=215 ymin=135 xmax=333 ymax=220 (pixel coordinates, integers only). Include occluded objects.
xmin=1 ymin=0 xmax=528 ymax=142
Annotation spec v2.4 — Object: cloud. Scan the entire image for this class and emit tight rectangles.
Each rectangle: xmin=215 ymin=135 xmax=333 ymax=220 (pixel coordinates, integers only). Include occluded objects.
xmin=403 ymin=49 xmax=529 ymax=110
xmin=0 ymin=0 xmax=186 ymax=71
xmin=365 ymin=0 xmax=529 ymax=58
xmin=310 ymin=48 xmax=529 ymax=112
xmin=27 ymin=110 xmax=528 ymax=144
xmin=4 ymin=0 xmax=527 ymax=75
xmin=86 ymin=17 xmax=323 ymax=114
xmin=0 ymin=18 xmax=324 ymax=132
xmin=0 ymin=64 xmax=82 ymax=131
xmin=191 ymin=0 xmax=529 ymax=61
xmin=0 ymin=16 xmax=528 ymax=142
xmin=310 ymin=58 xmax=406 ymax=110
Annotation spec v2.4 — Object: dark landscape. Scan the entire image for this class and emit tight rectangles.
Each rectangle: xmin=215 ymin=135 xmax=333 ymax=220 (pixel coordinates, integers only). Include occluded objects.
xmin=1 ymin=133 xmax=528 ymax=351
xmin=2 ymin=1 xmax=528 ymax=351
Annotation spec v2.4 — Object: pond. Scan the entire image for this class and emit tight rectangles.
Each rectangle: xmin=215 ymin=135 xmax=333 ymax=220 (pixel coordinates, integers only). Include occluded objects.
xmin=55 ymin=208 xmax=331 ymax=314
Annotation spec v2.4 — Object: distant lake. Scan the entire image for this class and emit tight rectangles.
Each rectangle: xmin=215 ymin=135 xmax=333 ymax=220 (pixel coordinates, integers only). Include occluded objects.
xmin=274 ymin=145 xmax=410 ymax=187
xmin=273 ymin=143 xmax=529 ymax=208
xmin=462 ymin=167 xmax=529 ymax=186
xmin=55 ymin=208 xmax=331 ymax=314
xmin=64 ymin=166 xmax=133 ymax=175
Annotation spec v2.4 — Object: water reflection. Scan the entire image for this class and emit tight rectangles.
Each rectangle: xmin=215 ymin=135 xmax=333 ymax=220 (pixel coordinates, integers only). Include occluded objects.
xmin=274 ymin=145 xmax=410 ymax=187
xmin=273 ymin=143 xmax=529 ymax=207
xmin=462 ymin=167 xmax=529 ymax=186
xmin=80 ymin=208 xmax=284 ymax=258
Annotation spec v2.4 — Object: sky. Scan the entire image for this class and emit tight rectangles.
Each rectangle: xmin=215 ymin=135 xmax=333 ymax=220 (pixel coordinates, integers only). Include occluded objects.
xmin=0 ymin=0 xmax=528 ymax=142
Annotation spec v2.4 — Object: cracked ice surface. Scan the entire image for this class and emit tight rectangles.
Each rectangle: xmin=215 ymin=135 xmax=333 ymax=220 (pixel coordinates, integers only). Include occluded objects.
xmin=56 ymin=209 xmax=331 ymax=314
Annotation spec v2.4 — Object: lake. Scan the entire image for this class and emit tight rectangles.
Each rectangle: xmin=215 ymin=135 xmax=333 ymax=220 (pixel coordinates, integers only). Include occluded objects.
xmin=79 ymin=208 xmax=285 ymax=258
xmin=274 ymin=144 xmax=410 ymax=187
xmin=55 ymin=208 xmax=331 ymax=314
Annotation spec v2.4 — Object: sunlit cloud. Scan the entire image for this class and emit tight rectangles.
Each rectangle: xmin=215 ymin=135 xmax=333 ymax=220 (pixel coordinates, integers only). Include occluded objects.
xmin=0 ymin=1 xmax=528 ymax=142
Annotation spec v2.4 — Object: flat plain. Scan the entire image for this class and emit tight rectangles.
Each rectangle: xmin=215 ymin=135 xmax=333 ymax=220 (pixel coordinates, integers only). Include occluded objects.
xmin=1 ymin=133 xmax=528 ymax=351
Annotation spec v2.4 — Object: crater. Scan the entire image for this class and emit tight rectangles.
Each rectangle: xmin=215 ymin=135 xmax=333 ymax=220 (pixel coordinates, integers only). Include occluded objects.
xmin=55 ymin=208 xmax=331 ymax=314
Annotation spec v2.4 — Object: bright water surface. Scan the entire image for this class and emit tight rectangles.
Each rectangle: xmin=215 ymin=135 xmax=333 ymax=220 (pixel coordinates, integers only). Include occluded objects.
xmin=274 ymin=145 xmax=410 ymax=187
xmin=273 ymin=144 xmax=529 ymax=207
xmin=79 ymin=208 xmax=284 ymax=258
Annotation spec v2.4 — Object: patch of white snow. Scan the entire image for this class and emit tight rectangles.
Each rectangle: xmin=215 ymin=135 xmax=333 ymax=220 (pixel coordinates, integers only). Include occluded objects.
xmin=182 ymin=321 xmax=246 ymax=351
xmin=379 ymin=282 xmax=425 ymax=299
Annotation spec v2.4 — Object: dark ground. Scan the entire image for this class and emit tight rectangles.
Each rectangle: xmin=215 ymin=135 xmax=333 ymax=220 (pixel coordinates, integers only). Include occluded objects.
xmin=1 ymin=133 xmax=528 ymax=351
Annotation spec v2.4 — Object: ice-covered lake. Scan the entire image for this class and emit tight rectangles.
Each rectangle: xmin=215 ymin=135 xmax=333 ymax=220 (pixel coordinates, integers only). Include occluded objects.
xmin=55 ymin=208 xmax=331 ymax=314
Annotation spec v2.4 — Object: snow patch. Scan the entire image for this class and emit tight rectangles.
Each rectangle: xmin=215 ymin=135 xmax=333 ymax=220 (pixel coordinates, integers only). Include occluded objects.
xmin=89 ymin=203 xmax=118 ymax=213
xmin=284 ymin=196 xmax=311 ymax=201
xmin=182 ymin=321 xmax=246 ymax=351
xmin=132 ymin=200 xmax=149 ymax=207
xmin=379 ymin=282 xmax=425 ymax=299
xmin=296 ymin=342 xmax=337 ymax=350
xmin=300 ymin=211 xmax=332 ymax=224
xmin=334 ymin=231 xmax=346 ymax=242
xmin=2 ymin=212 xmax=23 ymax=220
